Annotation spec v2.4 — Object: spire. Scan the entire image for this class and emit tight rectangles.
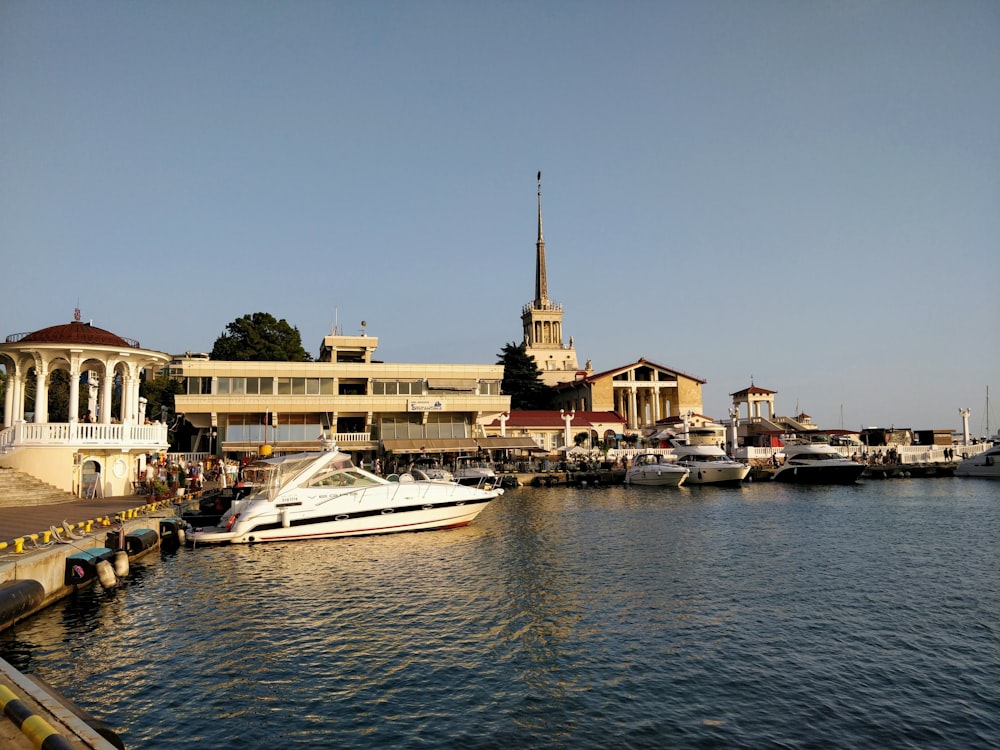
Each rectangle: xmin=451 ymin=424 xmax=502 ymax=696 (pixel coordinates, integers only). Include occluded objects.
xmin=535 ymin=170 xmax=548 ymax=305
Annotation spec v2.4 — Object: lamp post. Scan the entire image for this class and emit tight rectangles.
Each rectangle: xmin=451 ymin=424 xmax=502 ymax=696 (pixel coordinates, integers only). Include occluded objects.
xmin=560 ymin=408 xmax=575 ymax=451
xmin=728 ymin=406 xmax=741 ymax=456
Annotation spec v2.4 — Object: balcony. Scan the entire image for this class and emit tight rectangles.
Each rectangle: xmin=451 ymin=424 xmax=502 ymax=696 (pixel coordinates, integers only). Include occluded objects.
xmin=0 ymin=421 xmax=170 ymax=454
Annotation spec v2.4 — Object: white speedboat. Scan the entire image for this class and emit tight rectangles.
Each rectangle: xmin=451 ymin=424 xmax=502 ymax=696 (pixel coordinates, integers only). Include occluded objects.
xmin=772 ymin=440 xmax=865 ymax=484
xmin=453 ymin=455 xmax=498 ymax=487
xmin=408 ymin=457 xmax=454 ymax=482
xmin=671 ymin=442 xmax=750 ymax=486
xmin=187 ymin=445 xmax=502 ymax=545
xmin=954 ymin=445 xmax=1000 ymax=478
xmin=624 ymin=453 xmax=689 ymax=487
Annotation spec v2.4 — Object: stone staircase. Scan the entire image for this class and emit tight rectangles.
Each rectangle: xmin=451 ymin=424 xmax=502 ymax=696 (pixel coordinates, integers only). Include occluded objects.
xmin=0 ymin=467 xmax=78 ymax=507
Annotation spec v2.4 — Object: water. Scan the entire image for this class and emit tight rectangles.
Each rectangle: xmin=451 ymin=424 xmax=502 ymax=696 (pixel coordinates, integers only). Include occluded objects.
xmin=2 ymin=478 xmax=997 ymax=749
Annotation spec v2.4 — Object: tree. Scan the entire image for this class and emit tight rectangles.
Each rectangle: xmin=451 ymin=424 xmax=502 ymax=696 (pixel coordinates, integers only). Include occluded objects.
xmin=210 ymin=313 xmax=313 ymax=361
xmin=497 ymin=341 xmax=554 ymax=410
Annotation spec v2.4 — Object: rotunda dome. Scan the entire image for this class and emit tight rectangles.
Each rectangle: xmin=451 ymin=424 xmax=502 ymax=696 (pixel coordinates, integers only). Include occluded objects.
xmin=20 ymin=320 xmax=136 ymax=348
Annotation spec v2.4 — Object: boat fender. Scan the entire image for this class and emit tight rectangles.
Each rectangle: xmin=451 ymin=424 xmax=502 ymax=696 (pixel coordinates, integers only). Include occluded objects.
xmin=280 ymin=508 xmax=290 ymax=528
xmin=95 ymin=560 xmax=118 ymax=591
xmin=226 ymin=513 xmax=240 ymax=531
xmin=113 ymin=550 xmax=130 ymax=578
xmin=177 ymin=526 xmax=187 ymax=545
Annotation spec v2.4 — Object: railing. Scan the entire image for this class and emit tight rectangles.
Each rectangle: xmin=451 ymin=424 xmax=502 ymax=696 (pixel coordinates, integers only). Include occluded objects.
xmin=0 ymin=421 xmax=169 ymax=451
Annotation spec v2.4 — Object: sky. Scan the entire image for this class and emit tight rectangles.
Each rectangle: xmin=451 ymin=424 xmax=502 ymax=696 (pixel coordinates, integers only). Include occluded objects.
xmin=1 ymin=0 xmax=998 ymax=434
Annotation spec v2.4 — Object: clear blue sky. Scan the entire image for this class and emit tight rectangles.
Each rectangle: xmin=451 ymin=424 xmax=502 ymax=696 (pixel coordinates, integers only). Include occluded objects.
xmin=2 ymin=0 xmax=997 ymax=434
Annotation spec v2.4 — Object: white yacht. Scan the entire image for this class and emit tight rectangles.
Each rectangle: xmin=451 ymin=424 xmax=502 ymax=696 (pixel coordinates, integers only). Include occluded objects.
xmin=625 ymin=453 xmax=689 ymax=487
xmin=671 ymin=441 xmax=750 ymax=486
xmin=453 ymin=455 xmax=498 ymax=487
xmin=408 ymin=456 xmax=454 ymax=482
xmin=188 ymin=444 xmax=502 ymax=545
xmin=954 ymin=444 xmax=1000 ymax=478
xmin=772 ymin=439 xmax=865 ymax=484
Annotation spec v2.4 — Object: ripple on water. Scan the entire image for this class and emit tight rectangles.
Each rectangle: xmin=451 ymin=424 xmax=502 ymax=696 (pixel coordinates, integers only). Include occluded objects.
xmin=0 ymin=480 xmax=996 ymax=749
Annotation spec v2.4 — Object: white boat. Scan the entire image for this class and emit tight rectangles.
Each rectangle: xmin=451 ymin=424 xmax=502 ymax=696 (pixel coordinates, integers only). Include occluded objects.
xmin=453 ymin=455 xmax=497 ymax=486
xmin=408 ymin=456 xmax=454 ymax=482
xmin=772 ymin=439 xmax=865 ymax=484
xmin=187 ymin=445 xmax=502 ymax=545
xmin=670 ymin=442 xmax=750 ymax=486
xmin=624 ymin=453 xmax=689 ymax=487
xmin=954 ymin=444 xmax=1000 ymax=478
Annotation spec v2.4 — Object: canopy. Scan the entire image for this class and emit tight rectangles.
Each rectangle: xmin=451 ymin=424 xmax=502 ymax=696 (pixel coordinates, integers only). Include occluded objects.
xmin=381 ymin=438 xmax=479 ymax=454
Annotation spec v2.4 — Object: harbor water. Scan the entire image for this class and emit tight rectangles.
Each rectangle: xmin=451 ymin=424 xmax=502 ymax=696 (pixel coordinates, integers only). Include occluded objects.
xmin=1 ymin=478 xmax=997 ymax=749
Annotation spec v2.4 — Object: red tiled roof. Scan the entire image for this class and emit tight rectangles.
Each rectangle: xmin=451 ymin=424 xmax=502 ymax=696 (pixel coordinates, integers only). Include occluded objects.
xmin=18 ymin=321 xmax=135 ymax=348
xmin=730 ymin=385 xmax=776 ymax=396
xmin=487 ymin=410 xmax=626 ymax=428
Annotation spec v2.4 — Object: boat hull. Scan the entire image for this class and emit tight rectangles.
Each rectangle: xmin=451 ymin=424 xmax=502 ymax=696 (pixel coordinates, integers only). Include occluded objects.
xmin=772 ymin=463 xmax=865 ymax=484
xmin=624 ymin=469 xmax=688 ymax=487
xmin=189 ymin=496 xmax=494 ymax=545
xmin=677 ymin=462 xmax=750 ymax=486
xmin=954 ymin=449 xmax=1000 ymax=478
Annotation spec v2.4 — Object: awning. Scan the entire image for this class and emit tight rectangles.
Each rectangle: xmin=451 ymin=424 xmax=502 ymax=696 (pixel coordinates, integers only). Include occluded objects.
xmin=381 ymin=438 xmax=479 ymax=454
xmin=476 ymin=436 xmax=543 ymax=451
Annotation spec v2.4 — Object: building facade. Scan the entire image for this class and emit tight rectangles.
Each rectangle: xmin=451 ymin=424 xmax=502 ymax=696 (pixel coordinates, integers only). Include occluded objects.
xmin=550 ymin=358 xmax=706 ymax=431
xmin=171 ymin=329 xmax=511 ymax=461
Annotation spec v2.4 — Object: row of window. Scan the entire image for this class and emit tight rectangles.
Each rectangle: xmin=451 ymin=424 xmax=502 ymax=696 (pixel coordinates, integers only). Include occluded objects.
xmin=221 ymin=413 xmax=471 ymax=443
xmin=187 ymin=377 xmax=500 ymax=397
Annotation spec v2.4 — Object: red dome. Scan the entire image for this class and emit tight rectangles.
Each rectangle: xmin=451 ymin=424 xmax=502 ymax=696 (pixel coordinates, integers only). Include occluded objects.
xmin=18 ymin=321 xmax=137 ymax=348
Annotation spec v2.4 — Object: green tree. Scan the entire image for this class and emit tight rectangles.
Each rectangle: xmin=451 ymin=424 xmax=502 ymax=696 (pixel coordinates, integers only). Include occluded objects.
xmin=497 ymin=341 xmax=554 ymax=410
xmin=210 ymin=313 xmax=313 ymax=361
xmin=141 ymin=371 xmax=183 ymax=424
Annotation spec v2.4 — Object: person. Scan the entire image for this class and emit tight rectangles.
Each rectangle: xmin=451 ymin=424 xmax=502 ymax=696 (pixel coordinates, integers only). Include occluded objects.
xmin=374 ymin=458 xmax=382 ymax=476
xmin=81 ymin=410 xmax=93 ymax=423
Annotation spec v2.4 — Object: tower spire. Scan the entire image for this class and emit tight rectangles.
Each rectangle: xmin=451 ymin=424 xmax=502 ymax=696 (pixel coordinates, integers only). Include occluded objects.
xmin=535 ymin=170 xmax=548 ymax=305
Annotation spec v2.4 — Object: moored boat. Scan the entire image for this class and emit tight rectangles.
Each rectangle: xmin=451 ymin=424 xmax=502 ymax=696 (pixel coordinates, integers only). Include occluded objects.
xmin=671 ymin=441 xmax=750 ymax=486
xmin=954 ymin=444 xmax=1000 ymax=478
xmin=453 ymin=455 xmax=498 ymax=487
xmin=624 ymin=453 xmax=689 ymax=487
xmin=772 ymin=439 xmax=865 ymax=484
xmin=187 ymin=443 xmax=502 ymax=545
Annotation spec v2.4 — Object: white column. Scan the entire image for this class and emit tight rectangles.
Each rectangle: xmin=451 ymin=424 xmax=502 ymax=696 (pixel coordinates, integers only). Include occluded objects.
xmin=499 ymin=411 xmax=509 ymax=437
xmin=87 ymin=371 xmax=99 ymax=419
xmin=11 ymin=373 xmax=24 ymax=422
xmin=101 ymin=368 xmax=114 ymax=424
xmin=34 ymin=363 xmax=48 ymax=423
xmin=68 ymin=360 xmax=81 ymax=423
xmin=3 ymin=372 xmax=13 ymax=427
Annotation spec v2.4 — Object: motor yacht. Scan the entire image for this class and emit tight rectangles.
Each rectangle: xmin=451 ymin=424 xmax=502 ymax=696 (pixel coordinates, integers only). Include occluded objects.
xmin=670 ymin=441 xmax=750 ymax=486
xmin=772 ymin=440 xmax=865 ymax=484
xmin=624 ymin=453 xmax=689 ymax=487
xmin=408 ymin=456 xmax=454 ymax=482
xmin=453 ymin=455 xmax=498 ymax=487
xmin=954 ymin=444 xmax=1000 ymax=478
xmin=187 ymin=443 xmax=502 ymax=545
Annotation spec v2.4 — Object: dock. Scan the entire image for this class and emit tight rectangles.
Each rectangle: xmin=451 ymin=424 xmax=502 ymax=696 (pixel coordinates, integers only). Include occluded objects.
xmin=0 ymin=493 xmax=192 ymax=750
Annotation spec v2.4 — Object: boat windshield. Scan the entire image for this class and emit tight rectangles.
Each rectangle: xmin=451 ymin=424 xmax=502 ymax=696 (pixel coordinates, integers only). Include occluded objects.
xmin=307 ymin=467 xmax=381 ymax=488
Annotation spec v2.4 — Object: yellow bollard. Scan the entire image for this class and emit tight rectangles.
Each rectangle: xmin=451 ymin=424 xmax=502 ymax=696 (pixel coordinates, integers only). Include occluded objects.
xmin=14 ymin=538 xmax=24 ymax=554
xmin=42 ymin=530 xmax=52 ymax=543
xmin=85 ymin=520 xmax=93 ymax=532
xmin=0 ymin=542 xmax=7 ymax=550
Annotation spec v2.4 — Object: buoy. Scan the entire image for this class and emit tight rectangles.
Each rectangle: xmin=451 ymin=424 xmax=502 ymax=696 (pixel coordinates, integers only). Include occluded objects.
xmin=95 ymin=560 xmax=118 ymax=590
xmin=113 ymin=550 xmax=129 ymax=578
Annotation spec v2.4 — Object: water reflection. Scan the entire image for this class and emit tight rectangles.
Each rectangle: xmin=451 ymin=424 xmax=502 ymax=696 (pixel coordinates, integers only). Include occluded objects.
xmin=0 ymin=481 xmax=996 ymax=749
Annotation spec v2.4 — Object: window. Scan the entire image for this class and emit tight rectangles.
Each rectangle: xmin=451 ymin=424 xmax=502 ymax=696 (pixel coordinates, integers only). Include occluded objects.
xmin=186 ymin=377 xmax=213 ymax=395
xmin=373 ymin=380 xmax=422 ymax=396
